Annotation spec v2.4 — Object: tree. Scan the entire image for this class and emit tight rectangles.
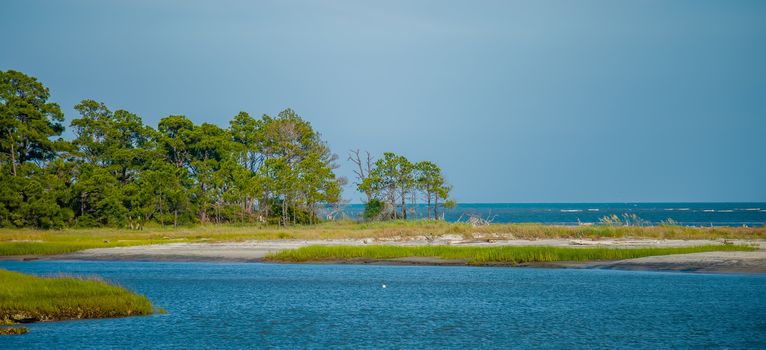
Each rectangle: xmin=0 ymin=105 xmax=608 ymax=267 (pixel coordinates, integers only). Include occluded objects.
xmin=435 ymin=183 xmax=453 ymax=220
xmin=297 ymin=152 xmax=343 ymax=224
xmin=0 ymin=70 xmax=69 ymax=228
xmin=348 ymin=149 xmax=373 ymax=202
xmin=71 ymin=164 xmax=126 ymax=226
xmin=394 ymin=155 xmax=414 ymax=219
xmin=0 ymin=69 xmax=350 ymax=228
xmin=186 ymin=122 xmax=233 ymax=223
xmin=156 ymin=115 xmax=196 ymax=225
xmin=415 ymin=161 xmax=441 ymax=219
xmin=365 ymin=153 xmax=417 ymax=219
xmin=137 ymin=159 xmax=190 ymax=227
xmin=229 ymin=111 xmax=265 ymax=220
xmin=358 ymin=153 xmax=453 ymax=221
xmin=70 ymin=100 xmax=155 ymax=227
xmin=0 ymin=161 xmax=73 ymax=228
xmin=0 ymin=70 xmax=65 ymax=177
xmin=257 ymin=109 xmax=344 ymax=225
xmin=368 ymin=153 xmax=400 ymax=219
xmin=157 ymin=115 xmax=194 ymax=169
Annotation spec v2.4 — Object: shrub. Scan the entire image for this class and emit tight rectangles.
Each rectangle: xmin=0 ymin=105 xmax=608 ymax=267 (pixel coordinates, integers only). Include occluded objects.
xmin=363 ymin=199 xmax=384 ymax=221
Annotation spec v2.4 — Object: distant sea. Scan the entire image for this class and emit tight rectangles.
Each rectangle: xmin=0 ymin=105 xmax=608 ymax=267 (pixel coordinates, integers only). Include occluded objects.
xmin=338 ymin=203 xmax=766 ymax=227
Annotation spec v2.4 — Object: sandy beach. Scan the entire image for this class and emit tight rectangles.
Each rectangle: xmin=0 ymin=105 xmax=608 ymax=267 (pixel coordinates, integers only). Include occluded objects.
xmin=25 ymin=237 xmax=764 ymax=274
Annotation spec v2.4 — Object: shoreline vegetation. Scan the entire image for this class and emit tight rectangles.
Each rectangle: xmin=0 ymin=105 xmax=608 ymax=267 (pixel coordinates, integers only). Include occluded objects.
xmin=1 ymin=70 xmax=456 ymax=230
xmin=0 ymin=269 xmax=155 ymax=335
xmin=265 ymin=244 xmax=757 ymax=265
xmin=1 ymin=220 xmax=764 ymax=257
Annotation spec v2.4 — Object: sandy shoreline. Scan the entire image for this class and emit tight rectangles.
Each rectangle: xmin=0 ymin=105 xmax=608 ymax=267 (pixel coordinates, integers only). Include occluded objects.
xmin=8 ymin=238 xmax=766 ymax=274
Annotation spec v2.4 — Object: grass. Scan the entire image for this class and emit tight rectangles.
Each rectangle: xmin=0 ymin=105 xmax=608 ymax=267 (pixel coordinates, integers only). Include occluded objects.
xmin=0 ymin=220 xmax=763 ymax=256
xmin=0 ymin=327 xmax=28 ymax=335
xmin=0 ymin=269 xmax=155 ymax=323
xmin=265 ymin=244 xmax=757 ymax=265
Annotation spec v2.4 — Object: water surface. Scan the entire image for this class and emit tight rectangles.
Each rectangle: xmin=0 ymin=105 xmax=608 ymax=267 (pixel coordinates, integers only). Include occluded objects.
xmin=339 ymin=202 xmax=766 ymax=226
xmin=1 ymin=261 xmax=765 ymax=349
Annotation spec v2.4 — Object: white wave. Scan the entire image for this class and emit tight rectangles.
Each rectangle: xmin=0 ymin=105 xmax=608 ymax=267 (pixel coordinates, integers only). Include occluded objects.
xmin=717 ymin=210 xmax=734 ymax=213
xmin=587 ymin=209 xmax=599 ymax=212
xmin=703 ymin=210 xmax=715 ymax=212
xmin=743 ymin=208 xmax=760 ymax=211
xmin=560 ymin=209 xmax=582 ymax=213
xmin=677 ymin=208 xmax=690 ymax=211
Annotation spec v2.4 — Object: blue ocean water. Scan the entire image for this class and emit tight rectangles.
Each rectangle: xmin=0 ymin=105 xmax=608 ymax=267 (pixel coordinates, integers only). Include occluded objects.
xmin=338 ymin=202 xmax=766 ymax=226
xmin=1 ymin=261 xmax=765 ymax=349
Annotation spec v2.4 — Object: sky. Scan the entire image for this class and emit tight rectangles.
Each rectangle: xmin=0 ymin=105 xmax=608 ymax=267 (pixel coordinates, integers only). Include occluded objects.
xmin=2 ymin=0 xmax=765 ymax=203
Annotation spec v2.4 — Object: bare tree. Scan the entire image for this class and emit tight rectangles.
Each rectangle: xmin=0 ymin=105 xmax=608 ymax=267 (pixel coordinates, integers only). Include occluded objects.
xmin=348 ymin=149 xmax=374 ymax=202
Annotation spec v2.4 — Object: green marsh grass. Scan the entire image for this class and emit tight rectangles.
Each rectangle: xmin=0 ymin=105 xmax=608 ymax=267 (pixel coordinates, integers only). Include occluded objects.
xmin=1 ymin=221 xmax=763 ymax=256
xmin=0 ymin=269 xmax=154 ymax=323
xmin=266 ymin=244 xmax=757 ymax=265
xmin=0 ymin=327 xmax=28 ymax=335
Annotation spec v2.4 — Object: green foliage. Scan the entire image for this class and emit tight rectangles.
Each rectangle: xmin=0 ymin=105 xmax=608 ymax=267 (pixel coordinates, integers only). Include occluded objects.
xmin=363 ymin=199 xmax=385 ymax=221
xmin=269 ymin=200 xmax=313 ymax=225
xmin=0 ymin=70 xmax=345 ymax=228
xmin=0 ymin=70 xmax=65 ymax=173
xmin=0 ymin=70 xmax=69 ymax=228
xmin=359 ymin=152 xmax=453 ymax=221
xmin=266 ymin=244 xmax=756 ymax=265
xmin=0 ymin=163 xmax=73 ymax=228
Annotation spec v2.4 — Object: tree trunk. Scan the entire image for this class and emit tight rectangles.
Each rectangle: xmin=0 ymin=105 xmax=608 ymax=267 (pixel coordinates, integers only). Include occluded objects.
xmin=427 ymin=194 xmax=432 ymax=220
xmin=309 ymin=202 xmax=314 ymax=225
xmin=282 ymin=195 xmax=288 ymax=226
xmin=434 ymin=196 xmax=439 ymax=221
xmin=400 ymin=187 xmax=407 ymax=220
xmin=390 ymin=191 xmax=397 ymax=220
xmin=263 ymin=190 xmax=270 ymax=221
xmin=8 ymin=130 xmax=16 ymax=177
xmin=199 ymin=184 xmax=207 ymax=223
xmin=349 ymin=149 xmax=373 ymax=202
xmin=159 ymin=194 xmax=164 ymax=228
xmin=80 ymin=192 xmax=87 ymax=218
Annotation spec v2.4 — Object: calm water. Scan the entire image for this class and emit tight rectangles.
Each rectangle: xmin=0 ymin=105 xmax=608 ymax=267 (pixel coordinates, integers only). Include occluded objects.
xmin=2 ymin=261 xmax=765 ymax=349
xmin=339 ymin=202 xmax=766 ymax=226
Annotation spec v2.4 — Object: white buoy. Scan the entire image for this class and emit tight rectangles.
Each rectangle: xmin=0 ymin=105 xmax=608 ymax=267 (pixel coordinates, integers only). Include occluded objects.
xmin=382 ymin=284 xmax=387 ymax=288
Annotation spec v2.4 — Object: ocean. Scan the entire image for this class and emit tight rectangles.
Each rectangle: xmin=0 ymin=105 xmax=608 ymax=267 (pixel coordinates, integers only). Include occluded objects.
xmin=337 ymin=202 xmax=766 ymax=227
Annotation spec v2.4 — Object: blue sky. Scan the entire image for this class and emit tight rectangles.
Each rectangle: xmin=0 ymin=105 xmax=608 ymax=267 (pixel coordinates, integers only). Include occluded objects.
xmin=2 ymin=0 xmax=764 ymax=203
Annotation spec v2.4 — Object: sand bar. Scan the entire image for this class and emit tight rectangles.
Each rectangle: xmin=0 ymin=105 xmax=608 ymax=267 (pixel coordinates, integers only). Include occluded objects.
xmin=14 ymin=238 xmax=765 ymax=273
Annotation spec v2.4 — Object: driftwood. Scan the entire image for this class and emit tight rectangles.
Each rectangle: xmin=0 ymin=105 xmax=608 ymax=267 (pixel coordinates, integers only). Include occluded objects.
xmin=462 ymin=213 xmax=496 ymax=227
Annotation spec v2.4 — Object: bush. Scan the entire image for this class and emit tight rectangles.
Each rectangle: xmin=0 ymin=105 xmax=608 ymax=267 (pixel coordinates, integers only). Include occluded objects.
xmin=269 ymin=202 xmax=313 ymax=225
xmin=363 ymin=199 xmax=384 ymax=221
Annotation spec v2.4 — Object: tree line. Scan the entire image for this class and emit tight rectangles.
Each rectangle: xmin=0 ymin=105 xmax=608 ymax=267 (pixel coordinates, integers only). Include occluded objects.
xmin=1 ymin=70 xmax=344 ymax=228
xmin=349 ymin=150 xmax=453 ymax=221
xmin=0 ymin=69 xmax=453 ymax=228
